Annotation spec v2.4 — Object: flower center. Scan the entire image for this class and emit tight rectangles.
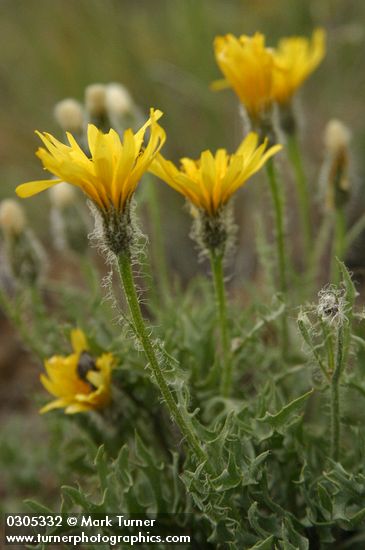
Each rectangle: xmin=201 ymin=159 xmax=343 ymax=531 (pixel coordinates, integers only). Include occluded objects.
xmin=77 ymin=351 xmax=98 ymax=389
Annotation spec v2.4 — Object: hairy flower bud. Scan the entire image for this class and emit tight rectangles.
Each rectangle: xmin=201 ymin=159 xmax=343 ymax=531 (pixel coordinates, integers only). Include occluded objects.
xmin=85 ymin=83 xmax=111 ymax=132
xmin=49 ymin=182 xmax=76 ymax=209
xmin=54 ymin=99 xmax=84 ymax=133
xmin=49 ymin=183 xmax=88 ymax=253
xmin=85 ymin=83 xmax=107 ymax=117
xmin=0 ymin=199 xmax=26 ymax=236
xmin=106 ymin=83 xmax=134 ymax=117
xmin=324 ymin=119 xmax=351 ymax=155
xmin=0 ymin=200 xmax=45 ymax=286
xmin=321 ymin=119 xmax=351 ymax=210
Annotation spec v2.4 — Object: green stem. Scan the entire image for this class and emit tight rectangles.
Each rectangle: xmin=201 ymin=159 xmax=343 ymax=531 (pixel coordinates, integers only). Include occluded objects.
xmin=265 ymin=159 xmax=288 ymax=294
xmin=321 ymin=320 xmax=335 ymax=375
xmin=298 ymin=317 xmax=330 ymax=381
xmin=346 ymin=212 xmax=365 ymax=248
xmin=312 ymin=214 xmax=333 ymax=288
xmin=287 ymin=134 xmax=312 ymax=260
xmin=265 ymin=159 xmax=289 ymax=354
xmin=209 ymin=250 xmax=231 ymax=396
xmin=116 ymin=251 xmax=207 ymax=465
xmin=330 ymin=324 xmax=344 ymax=461
xmin=335 ymin=208 xmax=346 ymax=260
xmin=0 ymin=287 xmax=44 ymax=359
xmin=146 ymin=179 xmax=171 ymax=303
xmin=331 ymin=207 xmax=346 ymax=284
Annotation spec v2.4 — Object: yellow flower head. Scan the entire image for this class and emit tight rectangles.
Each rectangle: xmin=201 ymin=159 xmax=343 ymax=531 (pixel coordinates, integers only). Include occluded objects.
xmin=150 ymin=132 xmax=282 ymax=216
xmin=40 ymin=329 xmax=114 ymax=414
xmin=273 ymin=28 xmax=326 ymax=104
xmin=213 ymin=33 xmax=276 ymax=120
xmin=16 ymin=109 xmax=165 ymax=213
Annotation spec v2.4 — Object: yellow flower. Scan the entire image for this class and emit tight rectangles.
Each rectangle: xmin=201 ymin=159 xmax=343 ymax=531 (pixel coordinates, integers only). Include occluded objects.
xmin=272 ymin=28 xmax=326 ymax=104
xmin=213 ymin=33 xmax=276 ymax=120
xmin=16 ymin=109 xmax=165 ymax=213
xmin=40 ymin=329 xmax=114 ymax=414
xmin=150 ymin=132 xmax=282 ymax=216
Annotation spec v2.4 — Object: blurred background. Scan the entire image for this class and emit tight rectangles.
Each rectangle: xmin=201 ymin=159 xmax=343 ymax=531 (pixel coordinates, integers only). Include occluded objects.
xmin=0 ymin=0 xmax=364 ymax=512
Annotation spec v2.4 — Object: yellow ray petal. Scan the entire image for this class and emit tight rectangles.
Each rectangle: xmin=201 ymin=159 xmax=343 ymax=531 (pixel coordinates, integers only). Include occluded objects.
xmin=39 ymin=398 xmax=70 ymax=414
xmin=16 ymin=179 xmax=62 ymax=198
xmin=65 ymin=403 xmax=92 ymax=414
xmin=70 ymin=328 xmax=89 ymax=354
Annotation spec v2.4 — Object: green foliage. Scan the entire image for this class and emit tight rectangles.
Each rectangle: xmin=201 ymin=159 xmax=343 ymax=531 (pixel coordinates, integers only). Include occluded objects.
xmin=1 ymin=3 xmax=365 ymax=548
xmin=1 ymin=259 xmax=361 ymax=548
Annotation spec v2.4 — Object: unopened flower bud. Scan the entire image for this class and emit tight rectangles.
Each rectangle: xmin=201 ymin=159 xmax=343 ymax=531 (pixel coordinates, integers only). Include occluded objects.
xmin=49 ymin=182 xmax=76 ymax=209
xmin=321 ymin=119 xmax=351 ymax=210
xmin=85 ymin=84 xmax=107 ymax=117
xmin=0 ymin=199 xmax=26 ymax=236
xmin=106 ymin=83 xmax=134 ymax=117
xmin=85 ymin=83 xmax=111 ymax=132
xmin=54 ymin=99 xmax=84 ymax=133
xmin=49 ymin=184 xmax=89 ymax=254
xmin=324 ymin=119 xmax=351 ymax=155
xmin=0 ymin=204 xmax=45 ymax=286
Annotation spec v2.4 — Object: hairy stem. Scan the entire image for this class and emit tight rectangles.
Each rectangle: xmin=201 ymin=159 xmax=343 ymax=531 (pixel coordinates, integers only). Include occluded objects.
xmin=265 ymin=159 xmax=289 ymax=353
xmin=0 ymin=287 xmax=44 ymax=359
xmin=330 ymin=323 xmax=344 ymax=461
xmin=346 ymin=212 xmax=365 ymax=248
xmin=210 ymin=250 xmax=231 ymax=396
xmin=331 ymin=207 xmax=346 ymax=284
xmin=266 ymin=159 xmax=288 ymax=294
xmin=116 ymin=252 xmax=207 ymax=464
